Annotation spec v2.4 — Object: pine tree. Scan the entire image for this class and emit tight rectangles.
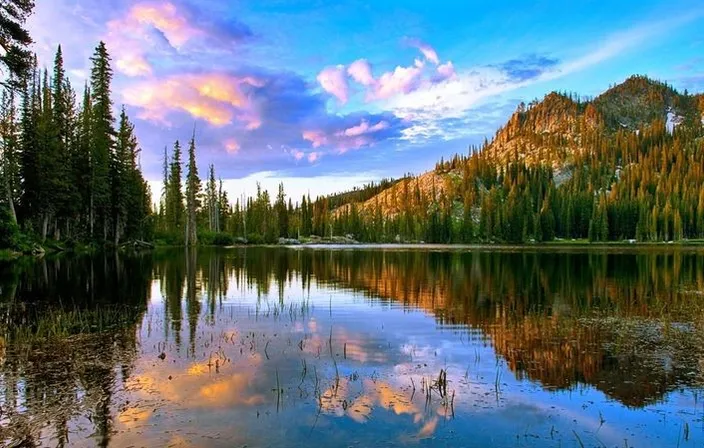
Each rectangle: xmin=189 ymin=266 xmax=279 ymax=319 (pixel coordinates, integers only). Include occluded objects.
xmin=206 ymin=164 xmax=219 ymax=232
xmin=185 ymin=135 xmax=200 ymax=246
xmin=0 ymin=0 xmax=35 ymax=89
xmin=75 ymin=83 xmax=92 ymax=235
xmin=165 ymin=140 xmax=184 ymax=235
xmin=89 ymin=42 xmax=114 ymax=240
xmin=0 ymin=86 xmax=19 ymax=224
xmin=275 ymin=183 xmax=288 ymax=238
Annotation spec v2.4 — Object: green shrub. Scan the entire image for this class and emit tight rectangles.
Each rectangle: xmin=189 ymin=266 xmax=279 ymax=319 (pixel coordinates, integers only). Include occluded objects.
xmin=198 ymin=231 xmax=234 ymax=246
xmin=152 ymin=230 xmax=184 ymax=246
xmin=211 ymin=232 xmax=233 ymax=246
xmin=0 ymin=205 xmax=21 ymax=249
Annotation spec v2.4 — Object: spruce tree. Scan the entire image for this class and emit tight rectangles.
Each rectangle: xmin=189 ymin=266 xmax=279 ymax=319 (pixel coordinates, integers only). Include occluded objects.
xmin=185 ymin=135 xmax=200 ymax=246
xmin=89 ymin=42 xmax=114 ymax=240
xmin=165 ymin=140 xmax=184 ymax=235
xmin=0 ymin=0 xmax=35 ymax=88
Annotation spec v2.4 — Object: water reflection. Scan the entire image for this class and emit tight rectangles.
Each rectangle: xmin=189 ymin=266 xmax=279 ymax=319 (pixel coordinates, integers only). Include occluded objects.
xmin=0 ymin=247 xmax=703 ymax=447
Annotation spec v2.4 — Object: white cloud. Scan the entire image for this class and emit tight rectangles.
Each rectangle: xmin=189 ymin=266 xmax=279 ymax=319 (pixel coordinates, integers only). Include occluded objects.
xmin=218 ymin=171 xmax=380 ymax=203
xmin=148 ymin=170 xmax=381 ymax=209
xmin=386 ymin=15 xmax=700 ymax=142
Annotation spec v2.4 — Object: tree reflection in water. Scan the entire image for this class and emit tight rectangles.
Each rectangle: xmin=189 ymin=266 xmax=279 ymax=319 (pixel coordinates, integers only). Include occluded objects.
xmin=1 ymin=247 xmax=703 ymax=446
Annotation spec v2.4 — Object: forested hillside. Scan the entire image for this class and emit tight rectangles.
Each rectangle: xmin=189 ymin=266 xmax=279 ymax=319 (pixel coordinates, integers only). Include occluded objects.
xmin=325 ymin=76 xmax=704 ymax=243
xmin=1 ymin=44 xmax=152 ymax=251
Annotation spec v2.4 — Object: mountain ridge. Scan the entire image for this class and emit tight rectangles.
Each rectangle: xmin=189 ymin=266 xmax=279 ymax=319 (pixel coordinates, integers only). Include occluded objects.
xmin=327 ymin=75 xmax=704 ymax=243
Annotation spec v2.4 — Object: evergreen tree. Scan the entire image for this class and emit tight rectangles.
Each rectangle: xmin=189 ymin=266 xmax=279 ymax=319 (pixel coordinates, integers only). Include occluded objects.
xmin=165 ymin=141 xmax=184 ymax=235
xmin=185 ymin=135 xmax=200 ymax=246
xmin=89 ymin=42 xmax=114 ymax=240
xmin=0 ymin=0 xmax=35 ymax=88
xmin=275 ymin=183 xmax=288 ymax=238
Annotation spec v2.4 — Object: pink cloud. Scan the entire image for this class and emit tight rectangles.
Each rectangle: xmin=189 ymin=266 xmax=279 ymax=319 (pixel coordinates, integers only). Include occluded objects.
xmin=123 ymin=73 xmax=264 ymax=128
xmin=317 ymin=65 xmax=349 ymax=104
xmin=303 ymin=116 xmax=395 ymax=155
xmin=106 ymin=1 xmax=203 ymax=76
xmin=338 ymin=120 xmax=389 ymax=137
xmin=225 ymin=138 xmax=240 ymax=153
xmin=302 ymin=130 xmax=328 ymax=148
xmin=317 ymin=39 xmax=453 ymax=104
xmin=408 ymin=39 xmax=440 ymax=65
xmin=370 ymin=64 xmax=424 ymax=100
xmin=291 ymin=150 xmax=305 ymax=160
xmin=131 ymin=2 xmax=201 ymax=48
xmin=347 ymin=59 xmax=375 ymax=86
xmin=435 ymin=61 xmax=456 ymax=82
xmin=114 ymin=52 xmax=153 ymax=77
xmin=105 ymin=1 xmax=250 ymax=77
xmin=308 ymin=152 xmax=321 ymax=163
xmin=337 ymin=136 xmax=373 ymax=153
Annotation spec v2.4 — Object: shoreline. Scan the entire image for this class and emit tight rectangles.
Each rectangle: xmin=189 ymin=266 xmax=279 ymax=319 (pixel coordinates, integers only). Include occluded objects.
xmin=4 ymin=240 xmax=704 ymax=261
xmin=286 ymin=242 xmax=704 ymax=252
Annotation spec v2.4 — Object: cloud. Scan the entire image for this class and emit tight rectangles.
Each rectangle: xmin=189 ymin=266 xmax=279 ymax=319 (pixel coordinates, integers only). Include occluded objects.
xmin=216 ymin=170 xmax=382 ymax=202
xmin=301 ymin=130 xmax=327 ymax=148
xmin=371 ymin=62 xmax=425 ymax=100
xmin=338 ymin=120 xmax=390 ymax=138
xmin=496 ymin=55 xmax=559 ymax=82
xmin=433 ymin=61 xmax=455 ymax=82
xmin=302 ymin=113 xmax=407 ymax=153
xmin=317 ymin=65 xmax=349 ymax=104
xmin=385 ymin=16 xmax=699 ymax=142
xmin=225 ymin=138 xmax=241 ymax=153
xmin=347 ymin=59 xmax=375 ymax=86
xmin=105 ymin=1 xmax=252 ymax=76
xmin=318 ymin=39 xmax=454 ymax=103
xmin=406 ymin=38 xmax=440 ymax=65
xmin=122 ymin=73 xmax=264 ymax=127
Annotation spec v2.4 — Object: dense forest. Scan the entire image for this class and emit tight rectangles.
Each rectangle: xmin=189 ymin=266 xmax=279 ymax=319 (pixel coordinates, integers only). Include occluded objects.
xmin=0 ymin=1 xmax=151 ymax=252
xmin=2 ymin=1 xmax=704 ymax=250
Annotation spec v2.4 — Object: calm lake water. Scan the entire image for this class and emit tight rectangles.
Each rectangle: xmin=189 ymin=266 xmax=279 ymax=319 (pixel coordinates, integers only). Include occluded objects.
xmin=2 ymin=247 xmax=704 ymax=447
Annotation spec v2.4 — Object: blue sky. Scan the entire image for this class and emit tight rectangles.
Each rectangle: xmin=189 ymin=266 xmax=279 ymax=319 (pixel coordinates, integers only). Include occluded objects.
xmin=27 ymin=0 xmax=704 ymax=200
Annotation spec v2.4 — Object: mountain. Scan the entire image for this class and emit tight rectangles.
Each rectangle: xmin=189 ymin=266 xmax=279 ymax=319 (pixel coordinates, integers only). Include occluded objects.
xmin=328 ymin=75 xmax=704 ymax=243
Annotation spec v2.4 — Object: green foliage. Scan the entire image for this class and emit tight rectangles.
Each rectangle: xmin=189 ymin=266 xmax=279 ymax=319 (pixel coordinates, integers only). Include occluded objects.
xmin=1 ymin=41 xmax=151 ymax=250
xmin=0 ymin=204 xmax=20 ymax=248
xmin=0 ymin=0 xmax=34 ymax=89
xmin=198 ymin=231 xmax=234 ymax=246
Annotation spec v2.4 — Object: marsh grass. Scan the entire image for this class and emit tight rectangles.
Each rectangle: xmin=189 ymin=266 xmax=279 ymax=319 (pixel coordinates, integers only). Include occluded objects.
xmin=0 ymin=304 xmax=142 ymax=343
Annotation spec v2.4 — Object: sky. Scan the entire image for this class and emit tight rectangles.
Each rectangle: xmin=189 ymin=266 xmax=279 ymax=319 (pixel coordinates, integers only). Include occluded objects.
xmin=26 ymin=0 xmax=704 ymax=201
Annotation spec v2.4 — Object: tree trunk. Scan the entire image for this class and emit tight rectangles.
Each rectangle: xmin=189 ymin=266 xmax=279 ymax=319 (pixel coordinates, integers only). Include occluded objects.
xmin=90 ymin=192 xmax=94 ymax=238
xmin=114 ymin=214 xmax=120 ymax=246
xmin=5 ymin=182 xmax=16 ymax=225
xmin=41 ymin=214 xmax=49 ymax=243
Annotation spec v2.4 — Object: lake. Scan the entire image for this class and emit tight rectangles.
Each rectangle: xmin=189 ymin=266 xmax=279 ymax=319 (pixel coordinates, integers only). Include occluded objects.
xmin=1 ymin=247 xmax=704 ymax=447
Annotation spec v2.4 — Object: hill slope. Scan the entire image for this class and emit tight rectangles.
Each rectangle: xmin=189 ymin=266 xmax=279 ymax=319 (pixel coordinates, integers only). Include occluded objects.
xmin=328 ymin=75 xmax=704 ymax=243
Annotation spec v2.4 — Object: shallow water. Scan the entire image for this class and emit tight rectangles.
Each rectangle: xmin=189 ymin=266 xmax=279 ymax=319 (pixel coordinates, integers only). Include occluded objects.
xmin=2 ymin=247 xmax=704 ymax=447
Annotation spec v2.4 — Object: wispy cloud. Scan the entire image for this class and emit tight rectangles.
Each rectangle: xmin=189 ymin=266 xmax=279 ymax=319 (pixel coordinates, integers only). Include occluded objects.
xmin=405 ymin=38 xmax=440 ymax=65
xmin=302 ymin=113 xmax=408 ymax=154
xmin=386 ymin=15 xmax=699 ymax=141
